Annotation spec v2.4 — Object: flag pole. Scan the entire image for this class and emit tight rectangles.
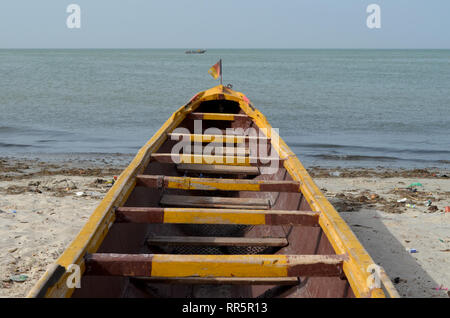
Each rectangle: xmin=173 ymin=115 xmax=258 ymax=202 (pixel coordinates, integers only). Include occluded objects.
xmin=220 ymin=59 xmax=223 ymax=85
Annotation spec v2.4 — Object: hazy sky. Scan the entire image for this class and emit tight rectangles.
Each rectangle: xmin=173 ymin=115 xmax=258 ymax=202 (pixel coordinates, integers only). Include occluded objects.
xmin=0 ymin=0 xmax=449 ymax=48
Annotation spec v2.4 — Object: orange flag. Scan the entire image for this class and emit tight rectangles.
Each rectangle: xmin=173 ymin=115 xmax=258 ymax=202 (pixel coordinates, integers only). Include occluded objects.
xmin=208 ymin=59 xmax=222 ymax=80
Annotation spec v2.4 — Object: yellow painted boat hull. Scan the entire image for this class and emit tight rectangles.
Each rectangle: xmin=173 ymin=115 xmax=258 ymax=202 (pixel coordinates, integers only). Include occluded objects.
xmin=28 ymin=85 xmax=399 ymax=298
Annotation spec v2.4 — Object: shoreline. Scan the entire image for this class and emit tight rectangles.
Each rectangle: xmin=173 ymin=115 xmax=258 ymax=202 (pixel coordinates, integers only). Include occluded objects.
xmin=2 ymin=155 xmax=449 ymax=180
xmin=0 ymin=157 xmax=449 ymax=297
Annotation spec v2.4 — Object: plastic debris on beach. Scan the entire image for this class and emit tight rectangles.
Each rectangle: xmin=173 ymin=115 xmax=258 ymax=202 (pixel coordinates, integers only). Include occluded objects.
xmin=406 ymin=248 xmax=417 ymax=253
xmin=75 ymin=191 xmax=103 ymax=198
xmin=407 ymin=182 xmax=423 ymax=188
xmin=10 ymin=274 xmax=28 ymax=282
xmin=397 ymin=198 xmax=407 ymax=203
xmin=88 ymin=191 xmax=103 ymax=199
xmin=392 ymin=277 xmax=407 ymax=284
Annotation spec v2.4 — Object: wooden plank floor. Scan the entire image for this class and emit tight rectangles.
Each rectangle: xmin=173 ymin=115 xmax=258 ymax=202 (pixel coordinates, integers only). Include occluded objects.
xmin=160 ymin=194 xmax=270 ymax=209
xmin=146 ymin=236 xmax=288 ymax=247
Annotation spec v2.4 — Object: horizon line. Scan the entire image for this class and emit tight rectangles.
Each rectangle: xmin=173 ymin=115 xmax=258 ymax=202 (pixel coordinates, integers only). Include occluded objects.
xmin=1 ymin=47 xmax=449 ymax=50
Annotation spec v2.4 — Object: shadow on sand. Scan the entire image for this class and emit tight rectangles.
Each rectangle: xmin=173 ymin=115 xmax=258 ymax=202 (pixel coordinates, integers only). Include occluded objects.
xmin=337 ymin=207 xmax=448 ymax=298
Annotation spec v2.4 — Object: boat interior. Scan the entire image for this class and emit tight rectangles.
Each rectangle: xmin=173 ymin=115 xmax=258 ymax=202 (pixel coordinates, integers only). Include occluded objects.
xmin=71 ymin=98 xmax=355 ymax=298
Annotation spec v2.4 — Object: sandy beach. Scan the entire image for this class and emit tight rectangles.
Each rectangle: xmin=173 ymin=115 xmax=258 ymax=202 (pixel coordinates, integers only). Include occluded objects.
xmin=310 ymin=167 xmax=450 ymax=298
xmin=0 ymin=157 xmax=124 ymax=297
xmin=0 ymin=158 xmax=449 ymax=298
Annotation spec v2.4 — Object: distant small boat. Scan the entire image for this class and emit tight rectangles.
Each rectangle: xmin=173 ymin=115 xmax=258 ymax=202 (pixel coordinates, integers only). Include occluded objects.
xmin=185 ymin=49 xmax=206 ymax=54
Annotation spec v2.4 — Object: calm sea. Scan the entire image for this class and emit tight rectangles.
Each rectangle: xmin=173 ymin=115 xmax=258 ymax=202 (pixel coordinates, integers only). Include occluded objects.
xmin=0 ymin=49 xmax=449 ymax=168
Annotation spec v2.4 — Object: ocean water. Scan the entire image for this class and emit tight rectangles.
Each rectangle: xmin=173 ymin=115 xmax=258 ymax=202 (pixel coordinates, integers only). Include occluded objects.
xmin=0 ymin=49 xmax=449 ymax=168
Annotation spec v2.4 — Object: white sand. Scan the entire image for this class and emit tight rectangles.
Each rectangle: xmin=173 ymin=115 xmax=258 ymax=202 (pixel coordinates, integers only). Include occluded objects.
xmin=0 ymin=176 xmax=109 ymax=297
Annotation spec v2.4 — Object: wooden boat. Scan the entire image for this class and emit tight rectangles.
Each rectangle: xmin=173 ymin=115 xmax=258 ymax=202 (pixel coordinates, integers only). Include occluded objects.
xmin=185 ymin=49 xmax=206 ymax=54
xmin=28 ymin=85 xmax=399 ymax=298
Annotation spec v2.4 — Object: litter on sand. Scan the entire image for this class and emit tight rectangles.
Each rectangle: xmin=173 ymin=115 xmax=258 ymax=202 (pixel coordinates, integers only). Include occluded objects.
xmin=75 ymin=191 xmax=102 ymax=198
xmin=10 ymin=274 xmax=28 ymax=282
xmin=392 ymin=277 xmax=407 ymax=284
xmin=407 ymin=182 xmax=423 ymax=188
xmin=0 ymin=209 xmax=16 ymax=214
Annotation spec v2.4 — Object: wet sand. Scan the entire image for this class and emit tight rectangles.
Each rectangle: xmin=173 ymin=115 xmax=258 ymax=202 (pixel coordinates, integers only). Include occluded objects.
xmin=0 ymin=158 xmax=449 ymax=298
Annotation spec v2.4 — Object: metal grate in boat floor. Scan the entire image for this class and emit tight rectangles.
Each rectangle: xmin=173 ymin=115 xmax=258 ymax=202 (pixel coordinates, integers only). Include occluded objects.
xmin=147 ymin=224 xmax=272 ymax=255
xmin=179 ymin=224 xmax=250 ymax=237
xmin=151 ymin=244 xmax=270 ymax=255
